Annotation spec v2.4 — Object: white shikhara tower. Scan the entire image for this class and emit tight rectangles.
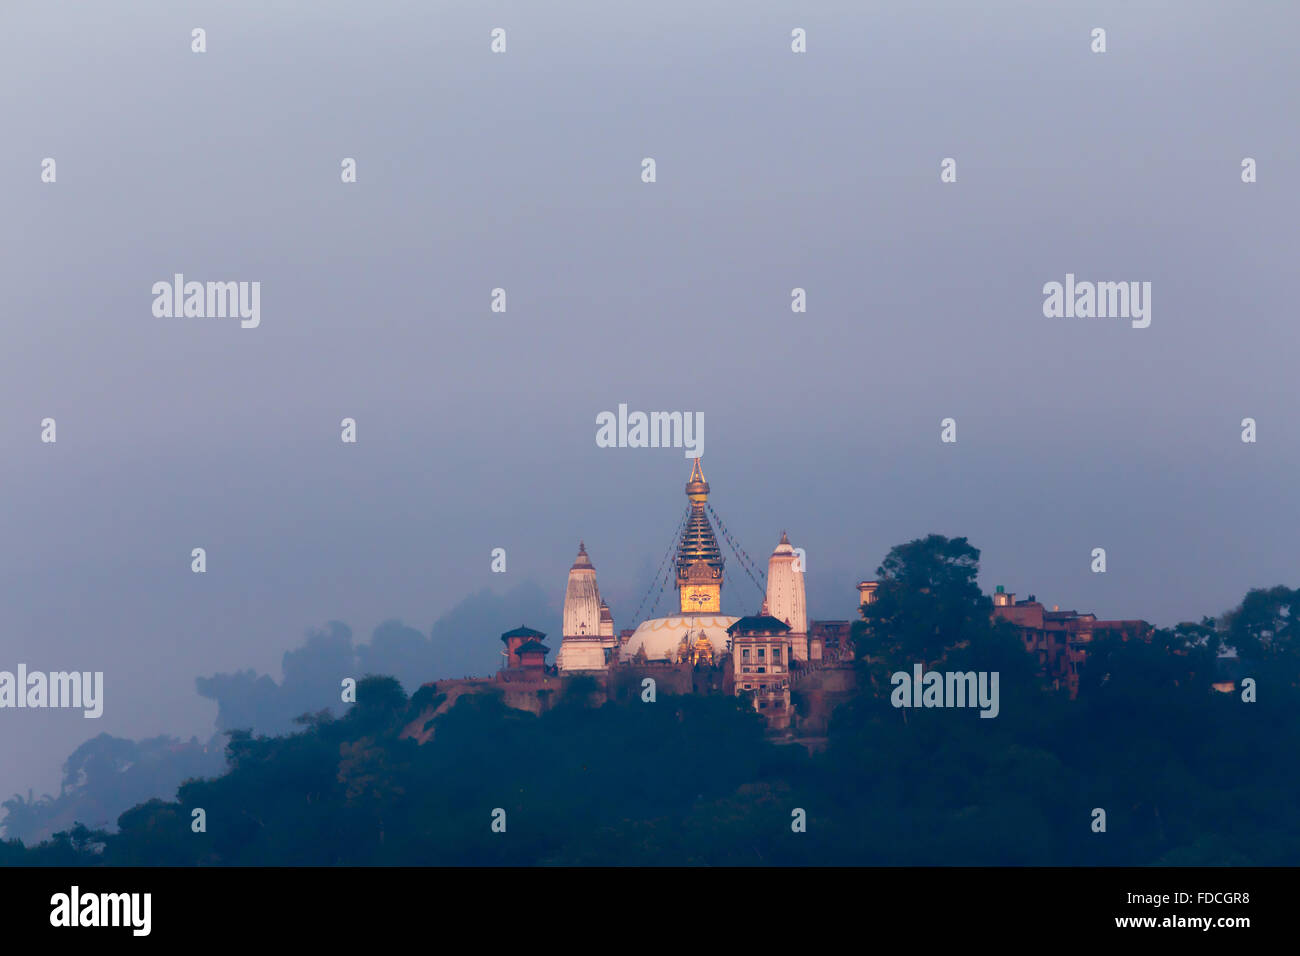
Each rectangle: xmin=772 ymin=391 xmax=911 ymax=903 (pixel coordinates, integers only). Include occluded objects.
xmin=557 ymin=542 xmax=610 ymax=672
xmin=765 ymin=531 xmax=809 ymax=661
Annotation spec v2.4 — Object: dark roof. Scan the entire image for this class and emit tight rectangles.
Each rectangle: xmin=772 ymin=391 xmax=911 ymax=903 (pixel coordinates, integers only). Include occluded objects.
xmin=514 ymin=639 xmax=550 ymax=655
xmin=727 ymin=615 xmax=792 ymax=635
xmin=501 ymin=625 xmax=546 ymax=642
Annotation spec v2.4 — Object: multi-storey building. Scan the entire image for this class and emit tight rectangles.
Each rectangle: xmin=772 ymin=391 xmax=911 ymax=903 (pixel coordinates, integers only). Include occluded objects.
xmin=991 ymin=586 xmax=1154 ymax=697
xmin=726 ymin=612 xmax=793 ymax=730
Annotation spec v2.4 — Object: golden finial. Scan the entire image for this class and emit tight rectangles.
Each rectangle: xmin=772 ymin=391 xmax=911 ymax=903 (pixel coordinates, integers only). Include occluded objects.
xmin=685 ymin=457 xmax=709 ymax=503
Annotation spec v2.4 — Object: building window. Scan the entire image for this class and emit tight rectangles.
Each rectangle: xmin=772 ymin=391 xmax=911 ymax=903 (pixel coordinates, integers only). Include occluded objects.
xmin=757 ymin=648 xmax=766 ymax=659
xmin=742 ymin=647 xmax=750 ymax=661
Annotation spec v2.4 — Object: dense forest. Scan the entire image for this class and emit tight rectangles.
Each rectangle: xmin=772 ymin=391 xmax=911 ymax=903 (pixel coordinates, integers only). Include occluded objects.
xmin=5 ymin=535 xmax=1297 ymax=866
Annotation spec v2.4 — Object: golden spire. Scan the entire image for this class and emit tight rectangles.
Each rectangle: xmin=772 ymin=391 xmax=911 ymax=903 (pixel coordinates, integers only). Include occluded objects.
xmin=677 ymin=458 xmax=723 ymax=613
xmin=685 ymin=457 xmax=709 ymax=503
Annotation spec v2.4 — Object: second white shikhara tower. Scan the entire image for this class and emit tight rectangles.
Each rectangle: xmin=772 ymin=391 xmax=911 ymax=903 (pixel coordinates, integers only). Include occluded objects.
xmin=765 ymin=531 xmax=809 ymax=661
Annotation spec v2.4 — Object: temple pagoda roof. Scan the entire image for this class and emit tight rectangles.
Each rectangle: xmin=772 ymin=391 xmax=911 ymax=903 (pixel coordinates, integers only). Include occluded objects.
xmin=727 ymin=615 xmax=792 ymax=635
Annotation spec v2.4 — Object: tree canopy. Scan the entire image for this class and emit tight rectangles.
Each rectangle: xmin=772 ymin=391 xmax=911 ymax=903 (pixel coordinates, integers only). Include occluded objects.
xmin=5 ymin=536 xmax=1297 ymax=866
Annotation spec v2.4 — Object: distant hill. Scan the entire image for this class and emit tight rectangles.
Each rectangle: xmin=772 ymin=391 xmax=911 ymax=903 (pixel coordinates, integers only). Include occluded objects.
xmin=2 ymin=581 xmax=556 ymax=843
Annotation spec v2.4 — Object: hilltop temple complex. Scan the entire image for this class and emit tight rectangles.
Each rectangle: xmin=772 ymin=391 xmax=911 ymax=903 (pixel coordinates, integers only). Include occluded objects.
xmin=404 ymin=459 xmax=861 ymax=740
xmin=402 ymin=459 xmax=1160 ymax=744
xmin=555 ymin=459 xmax=825 ymax=677
xmin=541 ymin=458 xmax=855 ymax=732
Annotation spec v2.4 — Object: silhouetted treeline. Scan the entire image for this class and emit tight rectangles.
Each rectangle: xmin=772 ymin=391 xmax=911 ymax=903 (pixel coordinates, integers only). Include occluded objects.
xmin=5 ymin=538 xmax=1297 ymax=865
xmin=1 ymin=734 xmax=225 ymax=846
xmin=1 ymin=582 xmax=554 ymax=843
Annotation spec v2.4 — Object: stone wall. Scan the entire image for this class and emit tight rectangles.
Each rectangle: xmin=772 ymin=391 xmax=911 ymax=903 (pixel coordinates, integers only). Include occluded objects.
xmin=401 ymin=662 xmax=859 ymax=743
xmin=790 ymin=663 xmax=858 ymax=735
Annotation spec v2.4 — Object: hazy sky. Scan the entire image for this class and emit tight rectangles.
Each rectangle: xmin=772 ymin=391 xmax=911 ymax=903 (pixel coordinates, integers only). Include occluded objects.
xmin=3 ymin=0 xmax=1297 ymax=798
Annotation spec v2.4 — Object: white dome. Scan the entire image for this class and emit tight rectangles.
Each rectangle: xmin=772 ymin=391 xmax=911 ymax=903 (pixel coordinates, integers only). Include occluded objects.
xmin=620 ymin=614 xmax=740 ymax=662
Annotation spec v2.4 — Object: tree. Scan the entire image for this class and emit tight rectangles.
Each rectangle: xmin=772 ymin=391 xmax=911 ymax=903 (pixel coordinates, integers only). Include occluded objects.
xmin=854 ymin=534 xmax=1011 ymax=679
xmin=1222 ymin=586 xmax=1300 ymax=683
